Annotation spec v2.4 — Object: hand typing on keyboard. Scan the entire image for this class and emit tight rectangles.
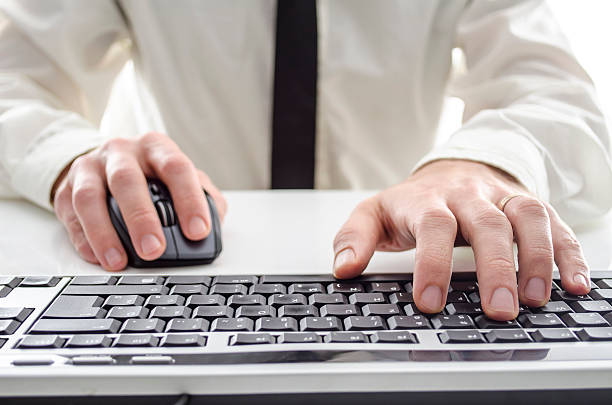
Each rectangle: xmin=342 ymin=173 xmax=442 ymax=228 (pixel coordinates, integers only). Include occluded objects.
xmin=332 ymin=160 xmax=591 ymax=321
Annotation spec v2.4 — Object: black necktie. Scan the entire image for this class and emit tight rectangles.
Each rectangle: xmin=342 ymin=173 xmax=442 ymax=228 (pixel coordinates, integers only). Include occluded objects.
xmin=271 ymin=0 xmax=318 ymax=189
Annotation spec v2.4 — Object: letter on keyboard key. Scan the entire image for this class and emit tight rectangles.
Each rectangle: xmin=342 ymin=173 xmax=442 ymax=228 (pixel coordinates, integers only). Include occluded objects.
xmin=106 ymin=306 xmax=148 ymax=320
xmin=31 ymin=319 xmax=121 ymax=334
xmin=211 ymin=317 xmax=254 ymax=331
xmin=103 ymin=295 xmax=144 ymax=308
xmin=170 ymin=284 xmax=208 ymax=296
xmin=324 ymin=331 xmax=367 ymax=343
xmin=18 ymin=335 xmax=65 ymax=348
xmin=278 ymin=332 xmax=322 ymax=343
xmin=255 ymin=317 xmax=298 ymax=332
xmin=65 ymin=335 xmax=112 ymax=348
xmin=445 ymin=303 xmax=483 ymax=316
xmin=534 ymin=301 xmax=573 ymax=314
xmin=288 ymin=283 xmax=324 ymax=294
xmin=348 ymin=293 xmax=386 ymax=305
xmin=213 ymin=276 xmax=258 ymax=285
xmin=361 ymin=304 xmax=400 ymax=316
xmin=431 ymin=315 xmax=475 ymax=329
xmin=518 ymin=313 xmax=564 ymax=328
xmin=120 ymin=318 xmax=165 ymax=333
xmin=235 ymin=305 xmax=276 ymax=318
xmin=319 ymin=304 xmax=360 ymax=317
xmin=230 ymin=333 xmax=274 ymax=345
xmin=118 ymin=276 xmax=164 ymax=285
xmin=300 ymin=317 xmax=342 ymax=331
xmin=486 ymin=330 xmax=532 ymax=343
xmin=149 ymin=306 xmax=191 ymax=320
xmin=165 ymin=318 xmax=209 ymax=332
xmin=144 ymin=295 xmax=185 ymax=308
xmin=251 ymin=284 xmax=287 ymax=295
xmin=366 ymin=282 xmax=402 ymax=293
xmin=209 ymin=284 xmax=248 ymax=296
xmin=268 ymin=294 xmax=307 ymax=307
xmin=227 ymin=295 xmax=266 ymax=307
xmin=569 ymin=300 xmax=612 ymax=313
xmin=561 ymin=312 xmax=609 ymax=327
xmin=550 ymin=291 xmax=591 ymax=302
xmin=113 ymin=334 xmax=159 ymax=347
xmin=387 ymin=315 xmax=431 ymax=330
xmin=277 ymin=305 xmax=318 ymax=318
xmin=371 ymin=331 xmax=418 ymax=344
xmin=192 ymin=306 xmax=233 ymax=320
xmin=308 ymin=293 xmax=347 ymax=306
xmin=185 ymin=295 xmax=225 ymax=307
xmin=439 ymin=330 xmax=485 ymax=344
xmin=576 ymin=327 xmax=612 ymax=341
xmin=475 ymin=315 xmax=520 ymax=329
xmin=344 ymin=316 xmax=386 ymax=331
xmin=389 ymin=292 xmax=414 ymax=304
xmin=161 ymin=334 xmax=207 ymax=347
xmin=530 ymin=328 xmax=578 ymax=342
xmin=165 ymin=276 xmax=212 ymax=287
xmin=327 ymin=283 xmax=364 ymax=294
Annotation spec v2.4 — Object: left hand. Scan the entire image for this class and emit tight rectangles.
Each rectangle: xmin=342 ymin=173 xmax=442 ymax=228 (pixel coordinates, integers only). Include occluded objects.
xmin=332 ymin=159 xmax=590 ymax=321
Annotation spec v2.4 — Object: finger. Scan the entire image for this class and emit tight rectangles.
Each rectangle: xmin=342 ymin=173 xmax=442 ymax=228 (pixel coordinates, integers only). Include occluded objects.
xmin=197 ymin=170 xmax=228 ymax=222
xmin=54 ymin=183 xmax=99 ymax=264
xmin=144 ymin=136 xmax=211 ymax=240
xmin=503 ymin=196 xmax=553 ymax=307
xmin=70 ymin=156 xmax=128 ymax=271
xmin=451 ymin=200 xmax=518 ymax=320
xmin=106 ymin=153 xmax=166 ymax=261
xmin=410 ymin=206 xmax=457 ymax=313
xmin=545 ymin=202 xmax=590 ymax=295
xmin=332 ymin=198 xmax=384 ymax=279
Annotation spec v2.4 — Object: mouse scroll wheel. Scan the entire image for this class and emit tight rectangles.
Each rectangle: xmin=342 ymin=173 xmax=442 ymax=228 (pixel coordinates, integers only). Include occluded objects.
xmin=154 ymin=200 xmax=176 ymax=227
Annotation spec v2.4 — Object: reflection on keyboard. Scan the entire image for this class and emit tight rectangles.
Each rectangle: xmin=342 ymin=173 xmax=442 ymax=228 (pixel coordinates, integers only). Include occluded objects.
xmin=1 ymin=273 xmax=612 ymax=365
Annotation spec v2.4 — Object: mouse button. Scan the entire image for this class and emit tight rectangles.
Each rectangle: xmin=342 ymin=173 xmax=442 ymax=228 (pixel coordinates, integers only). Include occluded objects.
xmin=159 ymin=227 xmax=178 ymax=260
xmin=154 ymin=200 xmax=169 ymax=227
xmin=171 ymin=226 xmax=216 ymax=260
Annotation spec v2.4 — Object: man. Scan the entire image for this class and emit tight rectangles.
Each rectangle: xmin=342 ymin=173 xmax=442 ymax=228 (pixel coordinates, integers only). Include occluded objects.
xmin=0 ymin=0 xmax=610 ymax=321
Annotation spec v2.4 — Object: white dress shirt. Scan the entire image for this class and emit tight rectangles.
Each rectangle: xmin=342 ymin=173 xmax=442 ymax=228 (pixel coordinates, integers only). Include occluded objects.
xmin=0 ymin=0 xmax=610 ymax=226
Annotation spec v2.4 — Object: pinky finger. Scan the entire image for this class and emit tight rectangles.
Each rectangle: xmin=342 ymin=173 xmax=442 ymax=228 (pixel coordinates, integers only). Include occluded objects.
xmin=545 ymin=202 xmax=590 ymax=295
xmin=66 ymin=214 xmax=99 ymax=264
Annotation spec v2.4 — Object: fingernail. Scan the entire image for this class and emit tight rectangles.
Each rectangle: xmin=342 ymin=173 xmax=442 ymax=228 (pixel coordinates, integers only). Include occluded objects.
xmin=421 ymin=285 xmax=443 ymax=312
xmin=333 ymin=248 xmax=355 ymax=276
xmin=141 ymin=234 xmax=162 ymax=256
xmin=104 ymin=247 xmax=122 ymax=267
xmin=573 ymin=273 xmax=589 ymax=288
xmin=524 ymin=277 xmax=546 ymax=302
xmin=189 ymin=216 xmax=208 ymax=236
xmin=489 ymin=287 xmax=515 ymax=313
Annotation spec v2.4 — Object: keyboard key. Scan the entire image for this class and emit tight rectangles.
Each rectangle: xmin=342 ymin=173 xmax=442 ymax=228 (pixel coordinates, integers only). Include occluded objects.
xmin=344 ymin=316 xmax=386 ymax=331
xmin=278 ymin=332 xmax=322 ymax=343
xmin=260 ymin=275 xmax=335 ymax=284
xmin=211 ymin=318 xmax=253 ymax=332
xmin=449 ymin=281 xmax=478 ymax=293
xmin=165 ymin=276 xmax=211 ymax=287
xmin=320 ymin=304 xmax=360 ymax=317
xmin=103 ymin=295 xmax=144 ymax=308
xmin=324 ymin=331 xmax=367 ymax=343
xmin=446 ymin=291 xmax=469 ymax=303
xmin=387 ymin=315 xmax=431 ymax=330
xmin=63 ymin=285 xmax=169 ymax=296
xmin=0 ymin=286 xmax=11 ymax=298
xmin=570 ymin=300 xmax=612 ymax=313
xmin=185 ymin=294 xmax=225 ymax=307
xmin=250 ymin=284 xmax=286 ymax=295
xmin=439 ymin=330 xmax=485 ymax=344
xmin=534 ymin=301 xmax=573 ymax=314
xmin=327 ymin=283 xmax=364 ymax=294
xmin=192 ymin=306 xmax=233 ymax=320
xmin=213 ymin=276 xmax=258 ymax=285
xmin=0 ymin=307 xmax=32 ymax=321
xmin=118 ymin=276 xmax=164 ymax=285
xmin=166 ymin=318 xmax=209 ymax=332
xmin=106 ymin=306 xmax=148 ymax=320
xmin=149 ymin=306 xmax=191 ymax=320
xmin=144 ymin=295 xmax=185 ymax=308
xmin=531 ymin=328 xmax=578 ymax=342
xmin=389 ymin=292 xmax=414 ymax=304
xmin=596 ymin=279 xmax=612 ymax=289
xmin=371 ymin=331 xmax=418 ymax=343
xmin=18 ymin=335 xmax=65 ymax=349
xmin=518 ymin=313 xmax=565 ymax=328
xmin=589 ymin=289 xmax=612 ymax=301
xmin=308 ymin=293 xmax=347 ymax=306
xmin=170 ymin=284 xmax=208 ymax=296
xmin=475 ymin=315 xmax=520 ymax=329
xmin=366 ymin=282 xmax=402 ymax=293
xmin=44 ymin=306 xmax=106 ymax=319
xmin=113 ymin=334 xmax=159 ymax=347
xmin=236 ymin=305 xmax=276 ymax=318
xmin=300 ymin=317 xmax=342 ymax=331
xmin=551 ymin=291 xmax=591 ymax=302
xmin=160 ymin=334 xmax=206 ymax=347
xmin=0 ymin=319 xmax=21 ymax=335
xmin=486 ymin=330 xmax=532 ymax=343
xmin=230 ymin=333 xmax=274 ymax=345
xmin=0 ymin=276 xmax=21 ymax=288
xmin=362 ymin=304 xmax=401 ymax=316
xmin=468 ymin=291 xmax=480 ymax=303
xmin=70 ymin=276 xmax=116 ymax=285
xmin=288 ymin=283 xmax=324 ymax=294
xmin=31 ymin=319 xmax=121 ymax=334
xmin=348 ymin=293 xmax=386 ymax=305
xmin=561 ymin=312 xmax=609 ymax=327
xmin=209 ymin=284 xmax=248 ymax=296
xmin=20 ymin=276 xmax=60 ymax=287
xmin=576 ymin=327 xmax=612 ymax=341
xmin=65 ymin=335 xmax=112 ymax=348
xmin=431 ymin=315 xmax=475 ymax=329
xmin=255 ymin=317 xmax=298 ymax=332
xmin=445 ymin=303 xmax=484 ymax=316
xmin=269 ymin=294 xmax=307 ymax=307
xmin=277 ymin=305 xmax=318 ymax=318
xmin=403 ymin=304 xmax=426 ymax=316
xmin=227 ymin=295 xmax=266 ymax=307
xmin=120 ymin=318 xmax=165 ymax=333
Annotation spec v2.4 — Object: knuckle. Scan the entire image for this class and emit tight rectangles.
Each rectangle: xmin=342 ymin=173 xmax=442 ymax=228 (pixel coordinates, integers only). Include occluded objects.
xmin=72 ymin=185 xmax=103 ymax=210
xmin=124 ymin=206 xmax=158 ymax=228
xmin=107 ymin=165 xmax=138 ymax=189
xmin=139 ymin=131 xmax=166 ymax=145
xmin=472 ymin=208 xmax=511 ymax=232
xmin=557 ymin=234 xmax=582 ymax=252
xmin=333 ymin=228 xmax=360 ymax=251
xmin=415 ymin=208 xmax=457 ymax=233
xmin=102 ymin=137 xmax=131 ymax=153
xmin=484 ymin=256 xmax=516 ymax=272
xmin=509 ymin=197 xmax=547 ymax=218
xmin=159 ymin=153 xmax=192 ymax=176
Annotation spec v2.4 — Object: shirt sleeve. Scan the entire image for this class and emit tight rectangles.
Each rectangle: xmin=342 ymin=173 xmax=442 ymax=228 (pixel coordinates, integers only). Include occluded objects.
xmin=413 ymin=0 xmax=612 ymax=226
xmin=0 ymin=0 xmax=130 ymax=211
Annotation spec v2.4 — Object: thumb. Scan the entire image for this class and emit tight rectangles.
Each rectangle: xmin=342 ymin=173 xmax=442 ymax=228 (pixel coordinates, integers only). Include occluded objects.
xmin=333 ymin=199 xmax=383 ymax=279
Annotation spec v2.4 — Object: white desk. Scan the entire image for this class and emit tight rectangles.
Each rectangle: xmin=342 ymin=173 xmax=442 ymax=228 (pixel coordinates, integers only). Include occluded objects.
xmin=2 ymin=191 xmax=611 ymax=276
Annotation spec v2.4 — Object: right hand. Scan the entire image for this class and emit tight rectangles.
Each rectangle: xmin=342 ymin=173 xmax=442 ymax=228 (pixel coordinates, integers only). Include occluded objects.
xmin=52 ymin=132 xmax=227 ymax=271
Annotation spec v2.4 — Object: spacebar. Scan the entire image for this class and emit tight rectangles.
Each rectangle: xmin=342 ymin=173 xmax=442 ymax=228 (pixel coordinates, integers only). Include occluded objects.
xmin=30 ymin=319 xmax=121 ymax=334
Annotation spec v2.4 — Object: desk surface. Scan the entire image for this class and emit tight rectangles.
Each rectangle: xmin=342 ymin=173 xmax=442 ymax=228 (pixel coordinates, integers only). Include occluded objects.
xmin=2 ymin=191 xmax=612 ymax=276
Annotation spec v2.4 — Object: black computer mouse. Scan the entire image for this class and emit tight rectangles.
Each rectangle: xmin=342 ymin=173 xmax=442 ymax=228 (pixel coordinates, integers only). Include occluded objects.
xmin=107 ymin=178 xmax=222 ymax=267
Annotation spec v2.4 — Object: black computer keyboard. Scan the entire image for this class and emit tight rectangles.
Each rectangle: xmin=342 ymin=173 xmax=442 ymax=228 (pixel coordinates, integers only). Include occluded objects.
xmin=1 ymin=272 xmax=612 ymax=366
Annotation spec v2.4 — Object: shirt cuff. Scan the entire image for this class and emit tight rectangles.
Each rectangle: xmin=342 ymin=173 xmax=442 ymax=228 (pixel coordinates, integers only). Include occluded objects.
xmin=412 ymin=128 xmax=549 ymax=201
xmin=11 ymin=128 xmax=108 ymax=211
